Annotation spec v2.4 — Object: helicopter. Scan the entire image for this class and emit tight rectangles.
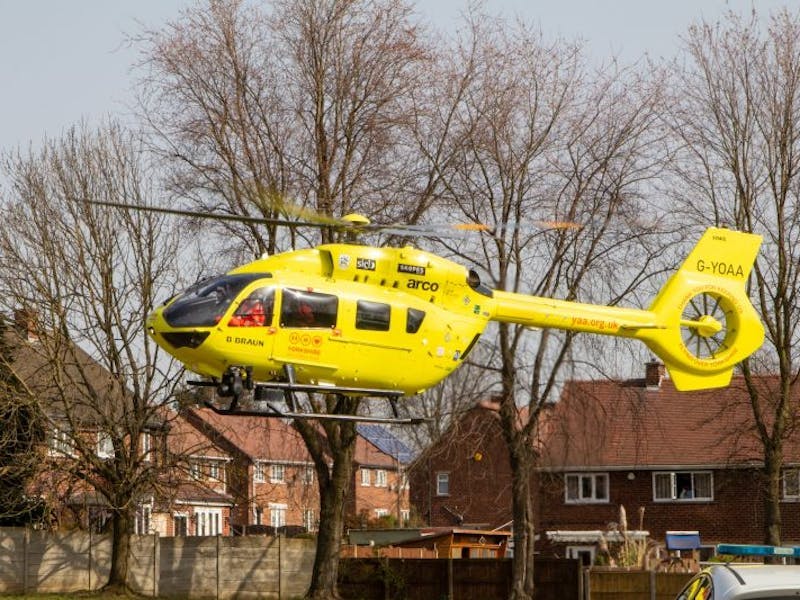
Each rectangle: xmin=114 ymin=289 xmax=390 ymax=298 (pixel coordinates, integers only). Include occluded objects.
xmin=95 ymin=201 xmax=765 ymax=423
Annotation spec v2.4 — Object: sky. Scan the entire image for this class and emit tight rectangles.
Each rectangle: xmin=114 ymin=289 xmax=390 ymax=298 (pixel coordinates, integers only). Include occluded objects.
xmin=0 ymin=0 xmax=795 ymax=155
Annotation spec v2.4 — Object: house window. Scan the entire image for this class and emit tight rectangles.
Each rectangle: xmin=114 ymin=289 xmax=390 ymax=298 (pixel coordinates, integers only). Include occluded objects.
xmin=174 ymin=514 xmax=188 ymax=537
xmin=303 ymin=466 xmax=315 ymax=485
xmin=96 ymin=432 xmax=114 ymax=459
xmin=190 ymin=461 xmax=201 ymax=480
xmin=269 ymin=503 xmax=287 ymax=528
xmin=436 ymin=472 xmax=450 ymax=496
xmin=254 ymin=462 xmax=266 ymax=483
xmin=785 ymin=469 xmax=800 ymax=499
xmin=303 ymin=509 xmax=317 ymax=532
xmin=375 ymin=508 xmax=389 ymax=518
xmin=270 ymin=463 xmax=285 ymax=483
xmin=195 ymin=509 xmax=222 ymax=536
xmin=375 ymin=469 xmax=387 ymax=487
xmin=141 ymin=432 xmax=152 ymax=462
xmin=400 ymin=509 xmax=410 ymax=524
xmin=653 ymin=471 xmax=713 ymax=501
xmin=135 ymin=503 xmax=152 ymax=535
xmin=209 ymin=462 xmax=220 ymax=481
xmin=49 ymin=426 xmax=75 ymax=457
xmin=361 ymin=468 xmax=371 ymax=486
xmin=567 ymin=546 xmax=596 ymax=567
xmin=565 ymin=473 xmax=609 ymax=503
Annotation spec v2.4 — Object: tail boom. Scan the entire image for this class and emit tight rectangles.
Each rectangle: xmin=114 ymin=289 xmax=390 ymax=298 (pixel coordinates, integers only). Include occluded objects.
xmin=489 ymin=227 xmax=764 ymax=391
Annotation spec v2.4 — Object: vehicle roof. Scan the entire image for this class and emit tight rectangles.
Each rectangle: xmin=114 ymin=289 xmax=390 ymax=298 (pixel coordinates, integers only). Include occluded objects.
xmin=709 ymin=564 xmax=800 ymax=598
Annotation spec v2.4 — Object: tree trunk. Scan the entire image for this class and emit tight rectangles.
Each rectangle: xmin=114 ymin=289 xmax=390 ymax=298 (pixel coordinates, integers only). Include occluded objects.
xmin=299 ymin=414 xmax=358 ymax=600
xmin=507 ymin=432 xmax=536 ymax=600
xmin=764 ymin=444 xmax=783 ymax=547
xmin=104 ymin=509 xmax=132 ymax=593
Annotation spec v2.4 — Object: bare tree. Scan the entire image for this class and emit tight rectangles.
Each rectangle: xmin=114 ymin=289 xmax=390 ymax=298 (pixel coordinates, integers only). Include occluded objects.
xmin=666 ymin=8 xmax=800 ymax=547
xmin=137 ymin=1 xmax=435 ymax=597
xmin=0 ymin=123 xmax=183 ymax=591
xmin=433 ymin=12 xmax=671 ymax=598
xmin=0 ymin=315 xmax=46 ymax=525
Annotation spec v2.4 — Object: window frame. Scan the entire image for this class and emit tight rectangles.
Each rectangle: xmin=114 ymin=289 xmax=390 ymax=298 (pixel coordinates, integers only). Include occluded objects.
xmin=253 ymin=462 xmax=266 ymax=483
xmin=303 ymin=508 xmax=317 ymax=532
xmin=195 ymin=508 xmax=222 ymax=536
xmin=564 ymin=472 xmax=610 ymax=504
xmin=270 ymin=463 xmax=285 ymax=484
xmin=375 ymin=469 xmax=387 ymax=487
xmin=49 ymin=426 xmax=75 ymax=457
xmin=96 ymin=432 xmax=114 ymax=459
xmin=784 ymin=468 xmax=800 ymax=500
xmin=652 ymin=470 xmax=713 ymax=502
xmin=269 ymin=503 xmax=287 ymax=528
xmin=361 ymin=468 xmax=371 ymax=487
xmin=436 ymin=472 xmax=450 ymax=497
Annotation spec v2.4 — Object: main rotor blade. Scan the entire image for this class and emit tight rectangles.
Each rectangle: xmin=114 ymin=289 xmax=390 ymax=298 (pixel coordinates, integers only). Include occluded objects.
xmin=87 ymin=200 xmax=335 ymax=228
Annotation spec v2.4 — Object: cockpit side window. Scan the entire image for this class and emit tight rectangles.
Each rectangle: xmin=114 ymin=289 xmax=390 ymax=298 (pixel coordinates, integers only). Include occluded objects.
xmin=163 ymin=273 xmax=268 ymax=327
xmin=228 ymin=287 xmax=275 ymax=327
xmin=281 ymin=288 xmax=338 ymax=328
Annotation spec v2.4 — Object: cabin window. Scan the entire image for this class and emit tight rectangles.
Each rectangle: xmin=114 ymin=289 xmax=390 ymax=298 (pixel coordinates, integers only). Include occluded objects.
xmin=565 ymin=473 xmax=609 ymax=504
xmin=653 ymin=471 xmax=713 ymax=501
xmin=356 ymin=300 xmax=391 ymax=331
xmin=281 ymin=288 xmax=338 ymax=328
xmin=406 ymin=308 xmax=426 ymax=333
xmin=228 ymin=287 xmax=274 ymax=327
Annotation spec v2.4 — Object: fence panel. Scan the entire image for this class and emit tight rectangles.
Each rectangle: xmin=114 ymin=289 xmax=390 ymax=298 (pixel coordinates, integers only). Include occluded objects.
xmin=655 ymin=572 xmax=694 ymax=600
xmin=340 ymin=557 xmax=579 ymax=600
xmin=0 ymin=529 xmax=26 ymax=593
xmin=534 ymin=558 xmax=581 ymax=600
xmin=588 ymin=570 xmax=694 ymax=600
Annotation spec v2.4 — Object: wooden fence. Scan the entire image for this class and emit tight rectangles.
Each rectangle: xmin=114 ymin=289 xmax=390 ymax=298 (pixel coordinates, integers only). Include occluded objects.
xmin=339 ymin=557 xmax=582 ymax=600
xmin=586 ymin=569 xmax=694 ymax=600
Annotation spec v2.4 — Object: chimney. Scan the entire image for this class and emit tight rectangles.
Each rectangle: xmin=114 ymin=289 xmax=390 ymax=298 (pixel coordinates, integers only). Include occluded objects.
xmin=13 ymin=308 xmax=38 ymax=342
xmin=645 ymin=359 xmax=665 ymax=389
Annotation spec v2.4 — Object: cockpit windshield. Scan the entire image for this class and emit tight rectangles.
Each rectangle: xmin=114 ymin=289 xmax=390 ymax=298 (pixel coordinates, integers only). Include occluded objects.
xmin=163 ymin=273 xmax=269 ymax=327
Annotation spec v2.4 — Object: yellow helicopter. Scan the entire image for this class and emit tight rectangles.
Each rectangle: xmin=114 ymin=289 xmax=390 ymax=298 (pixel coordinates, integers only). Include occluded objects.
xmin=97 ymin=202 xmax=765 ymax=422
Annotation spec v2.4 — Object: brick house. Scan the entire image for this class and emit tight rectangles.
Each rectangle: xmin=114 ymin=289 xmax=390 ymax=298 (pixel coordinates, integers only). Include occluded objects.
xmin=183 ymin=408 xmax=411 ymax=534
xmin=409 ymin=362 xmax=800 ymax=562
xmin=153 ymin=412 xmax=235 ymax=537
xmin=408 ymin=400 xmax=520 ymax=530
xmin=350 ymin=424 xmax=413 ymax=527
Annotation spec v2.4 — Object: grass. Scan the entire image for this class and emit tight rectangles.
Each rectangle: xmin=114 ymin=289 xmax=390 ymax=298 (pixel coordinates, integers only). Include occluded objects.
xmin=2 ymin=593 xmax=153 ymax=600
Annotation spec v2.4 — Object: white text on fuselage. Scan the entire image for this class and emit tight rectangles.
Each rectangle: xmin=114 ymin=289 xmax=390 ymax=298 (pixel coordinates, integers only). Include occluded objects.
xmin=226 ymin=336 xmax=265 ymax=347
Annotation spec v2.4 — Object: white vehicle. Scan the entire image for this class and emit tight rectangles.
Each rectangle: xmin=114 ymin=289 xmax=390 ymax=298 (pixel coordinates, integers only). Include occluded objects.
xmin=676 ymin=544 xmax=800 ymax=599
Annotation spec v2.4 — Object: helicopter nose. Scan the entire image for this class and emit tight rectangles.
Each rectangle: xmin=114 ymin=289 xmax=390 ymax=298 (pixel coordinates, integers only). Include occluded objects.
xmin=146 ymin=308 xmax=210 ymax=350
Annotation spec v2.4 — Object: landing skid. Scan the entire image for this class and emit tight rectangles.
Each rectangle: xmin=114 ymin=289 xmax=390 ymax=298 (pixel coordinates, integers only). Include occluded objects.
xmin=188 ymin=365 xmax=429 ymax=425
